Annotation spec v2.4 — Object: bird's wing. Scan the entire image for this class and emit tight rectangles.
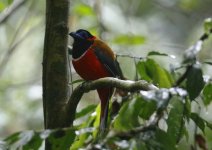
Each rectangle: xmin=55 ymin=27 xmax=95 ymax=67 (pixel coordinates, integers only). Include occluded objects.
xmin=92 ymin=39 xmax=124 ymax=79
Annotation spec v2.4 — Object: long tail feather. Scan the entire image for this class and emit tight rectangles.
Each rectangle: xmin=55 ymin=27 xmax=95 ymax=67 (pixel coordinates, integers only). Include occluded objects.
xmin=97 ymin=88 xmax=113 ymax=133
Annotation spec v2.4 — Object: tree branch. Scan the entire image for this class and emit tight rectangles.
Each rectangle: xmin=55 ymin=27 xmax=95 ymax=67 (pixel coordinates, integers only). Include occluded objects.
xmin=0 ymin=0 xmax=26 ymax=24
xmin=66 ymin=77 xmax=158 ymax=126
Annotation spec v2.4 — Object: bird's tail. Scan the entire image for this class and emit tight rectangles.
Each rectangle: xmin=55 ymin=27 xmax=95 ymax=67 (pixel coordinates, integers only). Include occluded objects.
xmin=97 ymin=88 xmax=113 ymax=133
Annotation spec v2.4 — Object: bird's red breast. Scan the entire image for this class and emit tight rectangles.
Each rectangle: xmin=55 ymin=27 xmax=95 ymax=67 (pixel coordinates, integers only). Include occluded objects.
xmin=72 ymin=39 xmax=115 ymax=80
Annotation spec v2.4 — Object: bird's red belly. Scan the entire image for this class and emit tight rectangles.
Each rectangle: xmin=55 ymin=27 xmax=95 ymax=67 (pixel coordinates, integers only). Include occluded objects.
xmin=72 ymin=49 xmax=111 ymax=80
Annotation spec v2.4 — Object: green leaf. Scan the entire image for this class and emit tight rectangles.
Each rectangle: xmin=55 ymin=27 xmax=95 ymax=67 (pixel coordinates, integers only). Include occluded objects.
xmin=71 ymin=106 xmax=100 ymax=149
xmin=0 ymin=2 xmax=6 ymax=11
xmin=203 ymin=83 xmax=212 ymax=106
xmin=147 ymin=51 xmax=175 ymax=58
xmin=5 ymin=131 xmax=36 ymax=150
xmin=186 ymin=64 xmax=205 ymax=100
xmin=136 ymin=61 xmax=152 ymax=82
xmin=0 ymin=0 xmax=14 ymax=12
xmin=190 ymin=113 xmax=205 ymax=133
xmin=112 ymin=34 xmax=146 ymax=45
xmin=48 ymin=128 xmax=76 ymax=150
xmin=139 ymin=98 xmax=157 ymax=120
xmin=75 ymin=104 xmax=97 ymax=119
xmin=3 ymin=128 xmax=76 ymax=150
xmin=204 ymin=18 xmax=212 ymax=34
xmin=189 ymin=113 xmax=212 ymax=132
xmin=113 ymin=97 xmax=142 ymax=131
xmin=155 ymin=128 xmax=177 ymax=150
xmin=7 ymin=0 xmax=13 ymax=5
xmin=167 ymin=98 xmax=184 ymax=144
xmin=73 ymin=3 xmax=95 ymax=16
xmin=137 ymin=59 xmax=173 ymax=88
xmin=4 ymin=132 xmax=20 ymax=146
xmin=70 ymin=129 xmax=92 ymax=150
xmin=23 ymin=132 xmax=42 ymax=150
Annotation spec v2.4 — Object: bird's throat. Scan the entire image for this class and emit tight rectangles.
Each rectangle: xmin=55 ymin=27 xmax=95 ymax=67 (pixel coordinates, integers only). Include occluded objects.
xmin=72 ymin=40 xmax=93 ymax=59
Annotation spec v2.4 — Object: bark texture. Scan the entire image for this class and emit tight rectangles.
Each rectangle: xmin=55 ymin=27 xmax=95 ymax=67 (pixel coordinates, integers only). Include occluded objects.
xmin=43 ymin=0 xmax=70 ymax=129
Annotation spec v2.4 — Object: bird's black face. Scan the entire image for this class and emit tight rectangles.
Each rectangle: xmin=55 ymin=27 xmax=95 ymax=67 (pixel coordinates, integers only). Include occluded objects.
xmin=69 ymin=29 xmax=94 ymax=59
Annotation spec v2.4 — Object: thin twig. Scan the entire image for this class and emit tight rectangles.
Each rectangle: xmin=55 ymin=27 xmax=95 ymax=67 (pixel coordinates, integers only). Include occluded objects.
xmin=0 ymin=23 xmax=40 ymax=76
xmin=116 ymin=53 xmax=145 ymax=60
xmin=0 ymin=0 xmax=26 ymax=24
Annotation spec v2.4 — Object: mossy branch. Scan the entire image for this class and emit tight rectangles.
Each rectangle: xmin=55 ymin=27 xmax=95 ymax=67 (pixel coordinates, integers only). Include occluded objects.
xmin=66 ymin=77 xmax=158 ymax=126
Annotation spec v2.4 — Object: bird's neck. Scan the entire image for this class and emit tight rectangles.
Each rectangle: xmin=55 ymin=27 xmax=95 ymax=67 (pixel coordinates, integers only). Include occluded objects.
xmin=72 ymin=40 xmax=93 ymax=59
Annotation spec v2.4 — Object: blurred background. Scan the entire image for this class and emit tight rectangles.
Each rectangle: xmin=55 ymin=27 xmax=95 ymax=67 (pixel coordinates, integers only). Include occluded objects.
xmin=0 ymin=0 xmax=211 ymax=144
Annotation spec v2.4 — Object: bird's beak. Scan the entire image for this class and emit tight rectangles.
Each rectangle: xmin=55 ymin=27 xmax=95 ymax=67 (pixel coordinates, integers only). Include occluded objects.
xmin=69 ymin=32 xmax=83 ymax=41
xmin=69 ymin=32 xmax=76 ymax=38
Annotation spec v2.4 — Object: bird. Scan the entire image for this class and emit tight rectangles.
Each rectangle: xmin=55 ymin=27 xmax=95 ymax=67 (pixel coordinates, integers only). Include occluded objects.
xmin=69 ymin=29 xmax=124 ymax=132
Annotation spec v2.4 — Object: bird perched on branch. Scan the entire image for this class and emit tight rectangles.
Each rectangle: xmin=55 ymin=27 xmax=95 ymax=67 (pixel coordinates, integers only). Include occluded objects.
xmin=69 ymin=29 xmax=124 ymax=132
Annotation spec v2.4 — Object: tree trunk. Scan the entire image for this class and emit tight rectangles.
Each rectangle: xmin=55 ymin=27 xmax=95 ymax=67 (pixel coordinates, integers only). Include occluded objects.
xmin=43 ymin=0 xmax=70 ymax=148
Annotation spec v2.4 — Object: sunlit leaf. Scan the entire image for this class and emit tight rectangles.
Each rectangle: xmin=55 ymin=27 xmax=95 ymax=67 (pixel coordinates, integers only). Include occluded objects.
xmin=0 ymin=2 xmax=6 ymax=11
xmin=204 ymin=18 xmax=212 ymax=34
xmin=73 ymin=3 xmax=95 ymax=16
xmin=70 ymin=131 xmax=89 ymax=150
xmin=75 ymin=104 xmax=97 ymax=119
xmin=167 ymin=98 xmax=184 ymax=144
xmin=203 ymin=83 xmax=212 ymax=106
xmin=186 ymin=64 xmax=205 ymax=100
xmin=147 ymin=51 xmax=176 ymax=58
xmin=137 ymin=59 xmax=173 ymax=88
xmin=112 ymin=34 xmax=146 ymax=45
xmin=136 ymin=61 xmax=152 ymax=82
xmin=190 ymin=113 xmax=205 ymax=133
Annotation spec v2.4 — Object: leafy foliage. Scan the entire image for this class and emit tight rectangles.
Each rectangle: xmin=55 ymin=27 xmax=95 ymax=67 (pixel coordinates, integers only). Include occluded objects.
xmin=1 ymin=129 xmax=75 ymax=150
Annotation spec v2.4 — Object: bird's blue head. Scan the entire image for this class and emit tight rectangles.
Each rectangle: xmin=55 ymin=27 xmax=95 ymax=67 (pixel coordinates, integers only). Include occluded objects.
xmin=69 ymin=29 xmax=95 ymax=41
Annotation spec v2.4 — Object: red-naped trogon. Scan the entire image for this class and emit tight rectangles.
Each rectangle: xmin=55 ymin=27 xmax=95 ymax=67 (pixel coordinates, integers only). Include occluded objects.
xmin=69 ymin=29 xmax=123 ymax=132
